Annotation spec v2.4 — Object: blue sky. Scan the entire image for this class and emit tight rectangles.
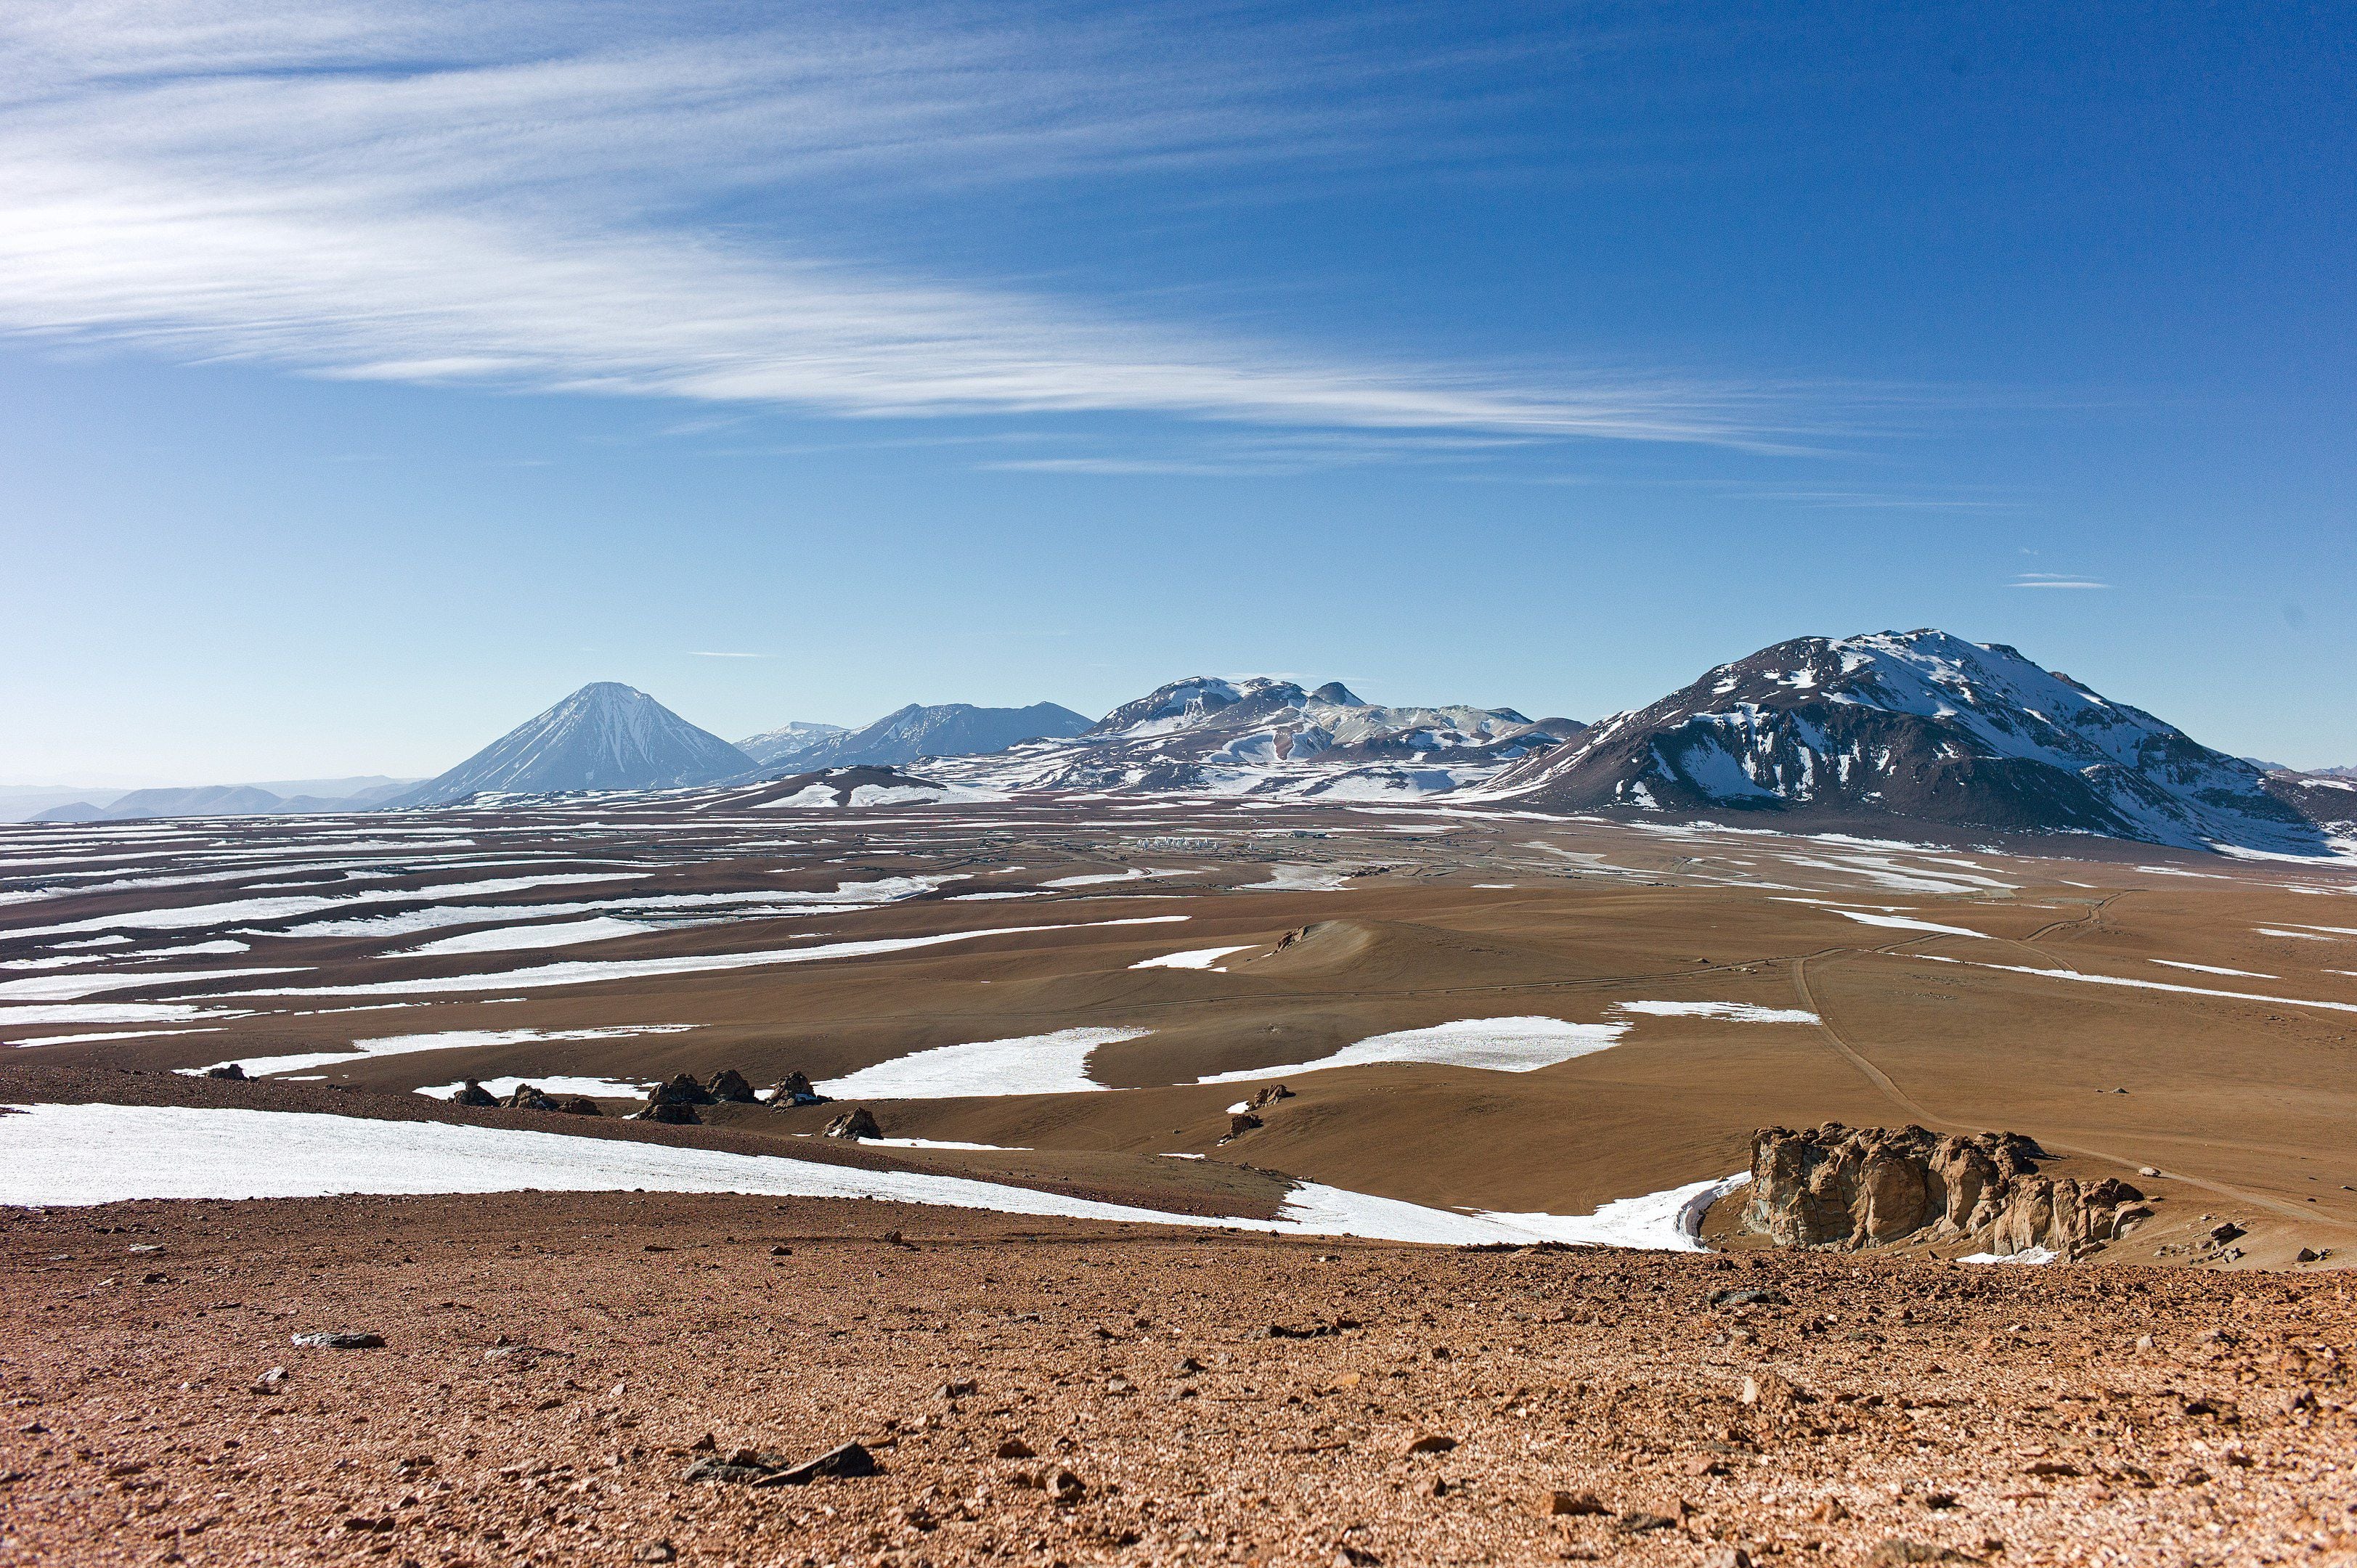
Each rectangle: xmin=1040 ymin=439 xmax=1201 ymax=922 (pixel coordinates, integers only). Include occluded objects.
xmin=4 ymin=1 xmax=2351 ymax=783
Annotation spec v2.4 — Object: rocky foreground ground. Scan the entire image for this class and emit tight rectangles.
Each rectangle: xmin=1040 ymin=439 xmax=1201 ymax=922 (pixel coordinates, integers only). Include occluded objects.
xmin=3 ymin=1193 xmax=2353 ymax=1568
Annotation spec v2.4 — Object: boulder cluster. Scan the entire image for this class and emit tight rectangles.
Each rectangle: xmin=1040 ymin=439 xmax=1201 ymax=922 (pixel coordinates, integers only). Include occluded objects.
xmin=1744 ymin=1123 xmax=2149 ymax=1259
xmin=453 ymin=1081 xmax=601 ymax=1116
xmin=627 ymin=1069 xmax=834 ymax=1125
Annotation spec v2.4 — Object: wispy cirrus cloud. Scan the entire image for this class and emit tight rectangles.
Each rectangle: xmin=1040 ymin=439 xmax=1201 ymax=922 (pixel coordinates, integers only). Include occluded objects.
xmin=0 ymin=1 xmax=1818 ymax=449
xmin=2009 ymin=573 xmax=2110 ymax=589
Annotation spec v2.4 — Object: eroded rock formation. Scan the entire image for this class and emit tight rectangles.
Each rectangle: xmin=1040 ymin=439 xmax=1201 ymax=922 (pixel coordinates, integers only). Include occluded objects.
xmin=766 ymin=1071 xmax=827 ymax=1107
xmin=824 ymin=1107 xmax=882 ymax=1140
xmin=632 ymin=1074 xmax=715 ymax=1124
xmin=706 ymin=1069 xmax=760 ymax=1103
xmin=1745 ymin=1123 xmax=2146 ymax=1259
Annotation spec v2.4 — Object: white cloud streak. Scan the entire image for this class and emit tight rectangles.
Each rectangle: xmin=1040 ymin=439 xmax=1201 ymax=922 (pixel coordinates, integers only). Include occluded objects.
xmin=0 ymin=1 xmax=1804 ymax=445
xmin=2009 ymin=573 xmax=2110 ymax=590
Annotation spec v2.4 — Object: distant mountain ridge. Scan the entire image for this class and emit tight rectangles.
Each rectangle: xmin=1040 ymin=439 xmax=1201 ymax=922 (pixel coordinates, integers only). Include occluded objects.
xmin=734 ymin=720 xmax=848 ymax=770
xmin=28 ymin=777 xmax=416 ymax=824
xmin=73 ymin=637 xmax=2337 ymax=861
xmin=1478 ymin=629 xmax=2331 ymax=854
xmin=933 ymin=675 xmax=1578 ymax=799
xmin=780 ymin=702 xmax=1092 ymax=771
xmin=386 ymin=683 xmax=752 ymax=807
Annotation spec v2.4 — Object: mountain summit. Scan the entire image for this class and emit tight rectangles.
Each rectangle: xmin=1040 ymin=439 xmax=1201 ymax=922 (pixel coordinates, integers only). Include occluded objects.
xmin=781 ymin=702 xmax=1092 ymax=771
xmin=734 ymin=719 xmax=848 ymax=770
xmin=388 ymin=683 xmax=753 ymax=807
xmin=1483 ymin=629 xmax=2327 ymax=854
xmin=937 ymin=676 xmax=1575 ymax=797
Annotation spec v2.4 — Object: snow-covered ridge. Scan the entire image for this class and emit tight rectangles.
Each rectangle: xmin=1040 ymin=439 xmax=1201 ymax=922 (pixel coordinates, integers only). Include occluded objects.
xmin=927 ymin=675 xmax=1581 ymax=801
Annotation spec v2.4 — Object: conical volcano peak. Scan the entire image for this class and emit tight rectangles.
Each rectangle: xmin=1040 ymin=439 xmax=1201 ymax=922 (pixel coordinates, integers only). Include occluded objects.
xmin=389 ymin=683 xmax=754 ymax=807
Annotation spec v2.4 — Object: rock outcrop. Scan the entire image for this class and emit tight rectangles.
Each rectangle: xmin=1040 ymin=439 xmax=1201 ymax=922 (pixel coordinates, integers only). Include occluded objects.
xmin=766 ymin=1071 xmax=827 ymax=1107
xmin=824 ymin=1107 xmax=882 ymax=1140
xmin=632 ymin=1074 xmax=716 ymax=1124
xmin=1744 ymin=1124 xmax=2146 ymax=1259
xmin=453 ymin=1080 xmax=500 ymax=1108
xmin=706 ymin=1069 xmax=760 ymax=1103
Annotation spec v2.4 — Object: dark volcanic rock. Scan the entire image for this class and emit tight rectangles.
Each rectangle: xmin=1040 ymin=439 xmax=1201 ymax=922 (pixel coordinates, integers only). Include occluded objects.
xmin=553 ymin=1095 xmax=603 ymax=1116
xmin=502 ymin=1084 xmax=557 ymax=1111
xmin=680 ymin=1440 xmax=879 ymax=1487
xmin=774 ymin=1441 xmax=879 ymax=1485
xmin=638 ymin=1103 xmax=700 ymax=1125
xmin=1709 ymin=1287 xmax=1791 ymax=1308
xmin=203 ymin=1063 xmax=245 ymax=1081
xmin=1746 ymin=1124 xmax=2145 ymax=1259
xmin=680 ymin=1447 xmax=787 ymax=1485
xmin=453 ymin=1080 xmax=500 ymax=1108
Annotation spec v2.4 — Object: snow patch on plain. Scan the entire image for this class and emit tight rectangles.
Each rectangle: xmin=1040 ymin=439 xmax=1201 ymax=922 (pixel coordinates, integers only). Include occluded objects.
xmin=1244 ymin=865 xmax=1351 ymax=892
xmin=184 ymin=1024 xmax=698 ymax=1079
xmin=1197 ymin=1016 xmax=1629 ymax=1085
xmin=0 ymin=1103 xmax=1746 ymax=1251
xmin=216 ymin=916 xmax=1192 ymax=1000
xmin=820 ymin=1027 xmax=1151 ymax=1099
xmin=1130 ymin=945 xmax=1255 ymax=971
xmin=1830 ymin=910 xmax=1991 ymax=939
xmin=1611 ymin=1000 xmax=1820 ymax=1024
xmin=394 ymin=918 xmax=651 ymax=957
xmin=415 ymin=1075 xmax=652 ymax=1101
xmin=3 ymin=1001 xmax=248 ymax=1029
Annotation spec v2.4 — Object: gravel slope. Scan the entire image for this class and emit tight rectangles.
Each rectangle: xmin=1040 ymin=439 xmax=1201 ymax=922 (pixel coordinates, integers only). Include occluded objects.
xmin=2 ymin=1190 xmax=2351 ymax=1567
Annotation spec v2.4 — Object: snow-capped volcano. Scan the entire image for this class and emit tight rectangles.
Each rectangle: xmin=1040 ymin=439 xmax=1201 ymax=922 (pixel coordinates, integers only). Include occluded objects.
xmin=1481 ymin=630 xmax=2331 ymax=854
xmin=940 ymin=676 xmax=1577 ymax=798
xmin=388 ymin=683 xmax=753 ymax=807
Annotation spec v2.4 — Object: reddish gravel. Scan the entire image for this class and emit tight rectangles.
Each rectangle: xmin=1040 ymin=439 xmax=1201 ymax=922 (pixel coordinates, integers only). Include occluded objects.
xmin=3 ymin=1191 xmax=2353 ymax=1567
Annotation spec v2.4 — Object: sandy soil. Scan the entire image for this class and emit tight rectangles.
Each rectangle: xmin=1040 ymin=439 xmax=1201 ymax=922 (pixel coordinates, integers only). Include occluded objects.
xmin=3 ymin=1191 xmax=2353 ymax=1568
